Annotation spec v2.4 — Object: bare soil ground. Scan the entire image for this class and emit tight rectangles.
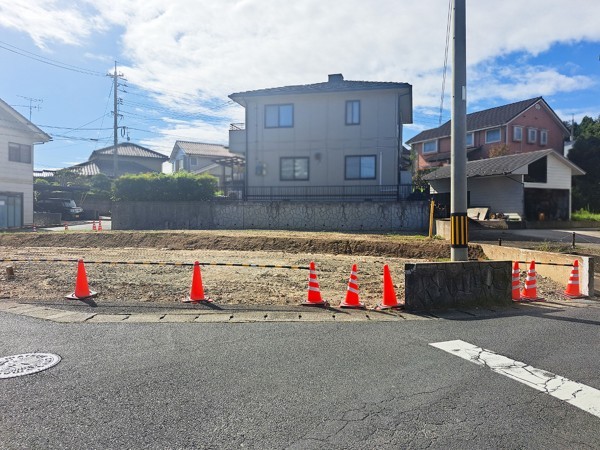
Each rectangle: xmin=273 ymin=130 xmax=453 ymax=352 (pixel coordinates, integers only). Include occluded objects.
xmin=0 ymin=230 xmax=574 ymax=308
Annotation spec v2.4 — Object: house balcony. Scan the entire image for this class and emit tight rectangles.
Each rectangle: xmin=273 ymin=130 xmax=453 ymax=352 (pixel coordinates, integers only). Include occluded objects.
xmin=229 ymin=123 xmax=246 ymax=155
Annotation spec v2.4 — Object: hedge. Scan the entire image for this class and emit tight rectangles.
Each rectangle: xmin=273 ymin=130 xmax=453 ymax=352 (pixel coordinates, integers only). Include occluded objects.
xmin=112 ymin=172 xmax=218 ymax=201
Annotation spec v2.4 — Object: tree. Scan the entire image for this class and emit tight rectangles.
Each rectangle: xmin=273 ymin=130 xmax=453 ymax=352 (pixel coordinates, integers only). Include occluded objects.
xmin=568 ymin=136 xmax=600 ymax=212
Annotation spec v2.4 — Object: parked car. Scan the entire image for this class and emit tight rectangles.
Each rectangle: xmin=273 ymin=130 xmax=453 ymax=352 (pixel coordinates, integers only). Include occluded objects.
xmin=36 ymin=198 xmax=84 ymax=220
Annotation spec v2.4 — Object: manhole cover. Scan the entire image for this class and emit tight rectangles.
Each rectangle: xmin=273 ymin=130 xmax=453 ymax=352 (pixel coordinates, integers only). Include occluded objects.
xmin=0 ymin=353 xmax=61 ymax=379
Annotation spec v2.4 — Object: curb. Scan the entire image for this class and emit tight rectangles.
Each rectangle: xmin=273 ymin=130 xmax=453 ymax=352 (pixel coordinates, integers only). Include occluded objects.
xmin=0 ymin=299 xmax=596 ymax=324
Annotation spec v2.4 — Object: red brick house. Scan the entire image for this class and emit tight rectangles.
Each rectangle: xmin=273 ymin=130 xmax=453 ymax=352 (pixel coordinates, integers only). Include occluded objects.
xmin=407 ymin=97 xmax=570 ymax=170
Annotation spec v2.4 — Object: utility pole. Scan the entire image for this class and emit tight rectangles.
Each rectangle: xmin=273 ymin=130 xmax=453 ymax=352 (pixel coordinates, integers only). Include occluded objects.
xmin=450 ymin=0 xmax=468 ymax=261
xmin=107 ymin=62 xmax=125 ymax=177
xmin=16 ymin=95 xmax=42 ymax=121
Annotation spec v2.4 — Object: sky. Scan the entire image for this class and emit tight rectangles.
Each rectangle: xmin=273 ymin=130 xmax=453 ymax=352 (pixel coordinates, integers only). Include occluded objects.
xmin=0 ymin=0 xmax=599 ymax=171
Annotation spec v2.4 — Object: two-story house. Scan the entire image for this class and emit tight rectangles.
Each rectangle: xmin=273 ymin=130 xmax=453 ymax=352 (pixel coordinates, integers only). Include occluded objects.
xmin=169 ymin=141 xmax=244 ymax=191
xmin=0 ymin=98 xmax=50 ymax=229
xmin=228 ymin=74 xmax=413 ymax=200
xmin=407 ymin=97 xmax=570 ymax=171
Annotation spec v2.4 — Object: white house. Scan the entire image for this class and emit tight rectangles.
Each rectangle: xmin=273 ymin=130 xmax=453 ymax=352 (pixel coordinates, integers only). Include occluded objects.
xmin=228 ymin=74 xmax=413 ymax=201
xmin=423 ymin=149 xmax=585 ymax=221
xmin=0 ymin=98 xmax=50 ymax=228
xmin=169 ymin=141 xmax=244 ymax=190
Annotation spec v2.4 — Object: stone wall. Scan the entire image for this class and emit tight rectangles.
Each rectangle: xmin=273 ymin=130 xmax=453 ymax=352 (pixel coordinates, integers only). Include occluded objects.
xmin=404 ymin=261 xmax=512 ymax=311
xmin=112 ymin=200 xmax=429 ymax=231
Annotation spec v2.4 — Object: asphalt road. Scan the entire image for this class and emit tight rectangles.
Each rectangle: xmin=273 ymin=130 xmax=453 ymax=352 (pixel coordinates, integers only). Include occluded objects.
xmin=1 ymin=303 xmax=599 ymax=449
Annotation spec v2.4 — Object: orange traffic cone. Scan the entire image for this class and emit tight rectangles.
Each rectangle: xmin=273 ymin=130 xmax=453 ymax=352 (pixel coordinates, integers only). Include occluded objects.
xmin=521 ymin=260 xmax=544 ymax=302
xmin=511 ymin=261 xmax=523 ymax=302
xmin=92 ymin=220 xmax=97 ymax=231
xmin=340 ymin=264 xmax=365 ymax=309
xmin=374 ymin=264 xmax=401 ymax=310
xmin=97 ymin=219 xmax=103 ymax=231
xmin=66 ymin=259 xmax=97 ymax=300
xmin=183 ymin=261 xmax=212 ymax=303
xmin=564 ymin=260 xmax=586 ymax=299
xmin=302 ymin=261 xmax=328 ymax=306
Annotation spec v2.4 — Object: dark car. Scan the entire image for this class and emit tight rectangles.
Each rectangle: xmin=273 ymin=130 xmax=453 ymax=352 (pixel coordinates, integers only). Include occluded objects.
xmin=36 ymin=198 xmax=84 ymax=220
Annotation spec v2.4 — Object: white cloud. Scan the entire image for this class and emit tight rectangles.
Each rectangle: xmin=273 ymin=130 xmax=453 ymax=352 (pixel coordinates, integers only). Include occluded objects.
xmin=0 ymin=0 xmax=106 ymax=49
xmin=3 ymin=0 xmax=600 ymax=151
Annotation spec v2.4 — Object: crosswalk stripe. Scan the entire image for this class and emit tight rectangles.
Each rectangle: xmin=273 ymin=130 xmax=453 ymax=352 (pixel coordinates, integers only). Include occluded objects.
xmin=430 ymin=339 xmax=600 ymax=419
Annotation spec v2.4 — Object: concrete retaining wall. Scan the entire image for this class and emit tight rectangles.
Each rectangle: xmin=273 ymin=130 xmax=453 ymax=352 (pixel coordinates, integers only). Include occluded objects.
xmin=404 ymin=261 xmax=512 ymax=311
xmin=80 ymin=199 xmax=112 ymax=218
xmin=33 ymin=212 xmax=61 ymax=226
xmin=112 ymin=200 xmax=429 ymax=231
xmin=479 ymin=244 xmax=594 ymax=296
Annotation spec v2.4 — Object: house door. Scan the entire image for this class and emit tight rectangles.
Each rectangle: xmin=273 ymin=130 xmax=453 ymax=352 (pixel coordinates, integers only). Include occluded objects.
xmin=0 ymin=193 xmax=23 ymax=229
xmin=524 ymin=189 xmax=569 ymax=221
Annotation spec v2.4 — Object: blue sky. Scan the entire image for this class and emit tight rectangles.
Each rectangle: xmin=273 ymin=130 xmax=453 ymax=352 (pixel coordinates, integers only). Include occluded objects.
xmin=0 ymin=0 xmax=599 ymax=171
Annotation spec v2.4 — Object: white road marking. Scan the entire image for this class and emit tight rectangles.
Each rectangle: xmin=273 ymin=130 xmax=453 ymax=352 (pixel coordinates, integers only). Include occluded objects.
xmin=430 ymin=339 xmax=600 ymax=419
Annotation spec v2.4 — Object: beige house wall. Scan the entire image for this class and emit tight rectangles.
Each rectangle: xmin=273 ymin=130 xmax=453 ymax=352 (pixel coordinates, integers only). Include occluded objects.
xmin=236 ymin=88 xmax=411 ymax=188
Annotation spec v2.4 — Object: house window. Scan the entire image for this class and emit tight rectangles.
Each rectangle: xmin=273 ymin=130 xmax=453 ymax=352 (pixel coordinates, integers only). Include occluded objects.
xmin=345 ymin=155 xmax=376 ymax=180
xmin=265 ymin=104 xmax=294 ymax=128
xmin=345 ymin=100 xmax=360 ymax=125
xmin=422 ymin=140 xmax=438 ymax=154
xmin=280 ymin=157 xmax=309 ymax=181
xmin=189 ymin=157 xmax=198 ymax=166
xmin=513 ymin=126 xmax=523 ymax=142
xmin=524 ymin=157 xmax=547 ymax=183
xmin=466 ymin=132 xmax=474 ymax=147
xmin=540 ymin=129 xmax=548 ymax=146
xmin=8 ymin=143 xmax=32 ymax=164
xmin=527 ymin=128 xmax=537 ymax=144
xmin=485 ymin=128 xmax=501 ymax=144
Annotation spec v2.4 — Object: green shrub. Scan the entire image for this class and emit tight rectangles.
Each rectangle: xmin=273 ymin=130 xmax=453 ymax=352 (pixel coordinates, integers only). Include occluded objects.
xmin=112 ymin=172 xmax=218 ymax=201
xmin=571 ymin=209 xmax=600 ymax=222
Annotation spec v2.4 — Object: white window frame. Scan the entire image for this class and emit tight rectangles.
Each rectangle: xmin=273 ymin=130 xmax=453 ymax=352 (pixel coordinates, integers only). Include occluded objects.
xmin=8 ymin=142 xmax=32 ymax=164
xmin=422 ymin=140 xmax=438 ymax=154
xmin=513 ymin=126 xmax=523 ymax=142
xmin=540 ymin=129 xmax=548 ymax=146
xmin=485 ymin=128 xmax=501 ymax=144
xmin=466 ymin=132 xmax=474 ymax=147
xmin=527 ymin=128 xmax=537 ymax=144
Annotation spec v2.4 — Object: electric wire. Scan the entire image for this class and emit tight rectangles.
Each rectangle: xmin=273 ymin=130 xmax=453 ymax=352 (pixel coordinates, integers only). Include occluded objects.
xmin=439 ymin=0 xmax=453 ymax=126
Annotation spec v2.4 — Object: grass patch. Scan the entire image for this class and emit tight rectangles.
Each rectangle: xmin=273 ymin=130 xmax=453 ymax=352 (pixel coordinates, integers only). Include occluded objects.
xmin=533 ymin=241 xmax=575 ymax=254
xmin=572 ymin=209 xmax=600 ymax=222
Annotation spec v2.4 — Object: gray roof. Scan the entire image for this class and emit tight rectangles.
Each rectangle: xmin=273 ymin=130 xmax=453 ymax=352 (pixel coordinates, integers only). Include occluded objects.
xmin=407 ymin=97 xmax=569 ymax=144
xmin=91 ymin=143 xmax=168 ymax=160
xmin=229 ymin=74 xmax=411 ymax=101
xmin=423 ymin=149 xmax=585 ymax=181
xmin=171 ymin=141 xmax=239 ymax=159
xmin=0 ymin=98 xmax=51 ymax=142
xmin=69 ymin=159 xmax=161 ymax=177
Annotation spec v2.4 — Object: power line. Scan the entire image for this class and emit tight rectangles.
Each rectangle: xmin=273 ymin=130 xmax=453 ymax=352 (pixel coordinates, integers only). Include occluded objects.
xmin=0 ymin=40 xmax=105 ymax=76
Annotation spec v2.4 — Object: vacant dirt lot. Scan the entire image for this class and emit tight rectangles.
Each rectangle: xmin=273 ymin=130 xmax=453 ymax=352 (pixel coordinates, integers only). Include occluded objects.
xmin=0 ymin=230 xmax=567 ymax=307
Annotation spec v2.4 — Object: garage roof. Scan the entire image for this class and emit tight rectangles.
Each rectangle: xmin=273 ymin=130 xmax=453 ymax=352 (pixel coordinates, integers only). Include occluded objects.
xmin=423 ymin=149 xmax=585 ymax=181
